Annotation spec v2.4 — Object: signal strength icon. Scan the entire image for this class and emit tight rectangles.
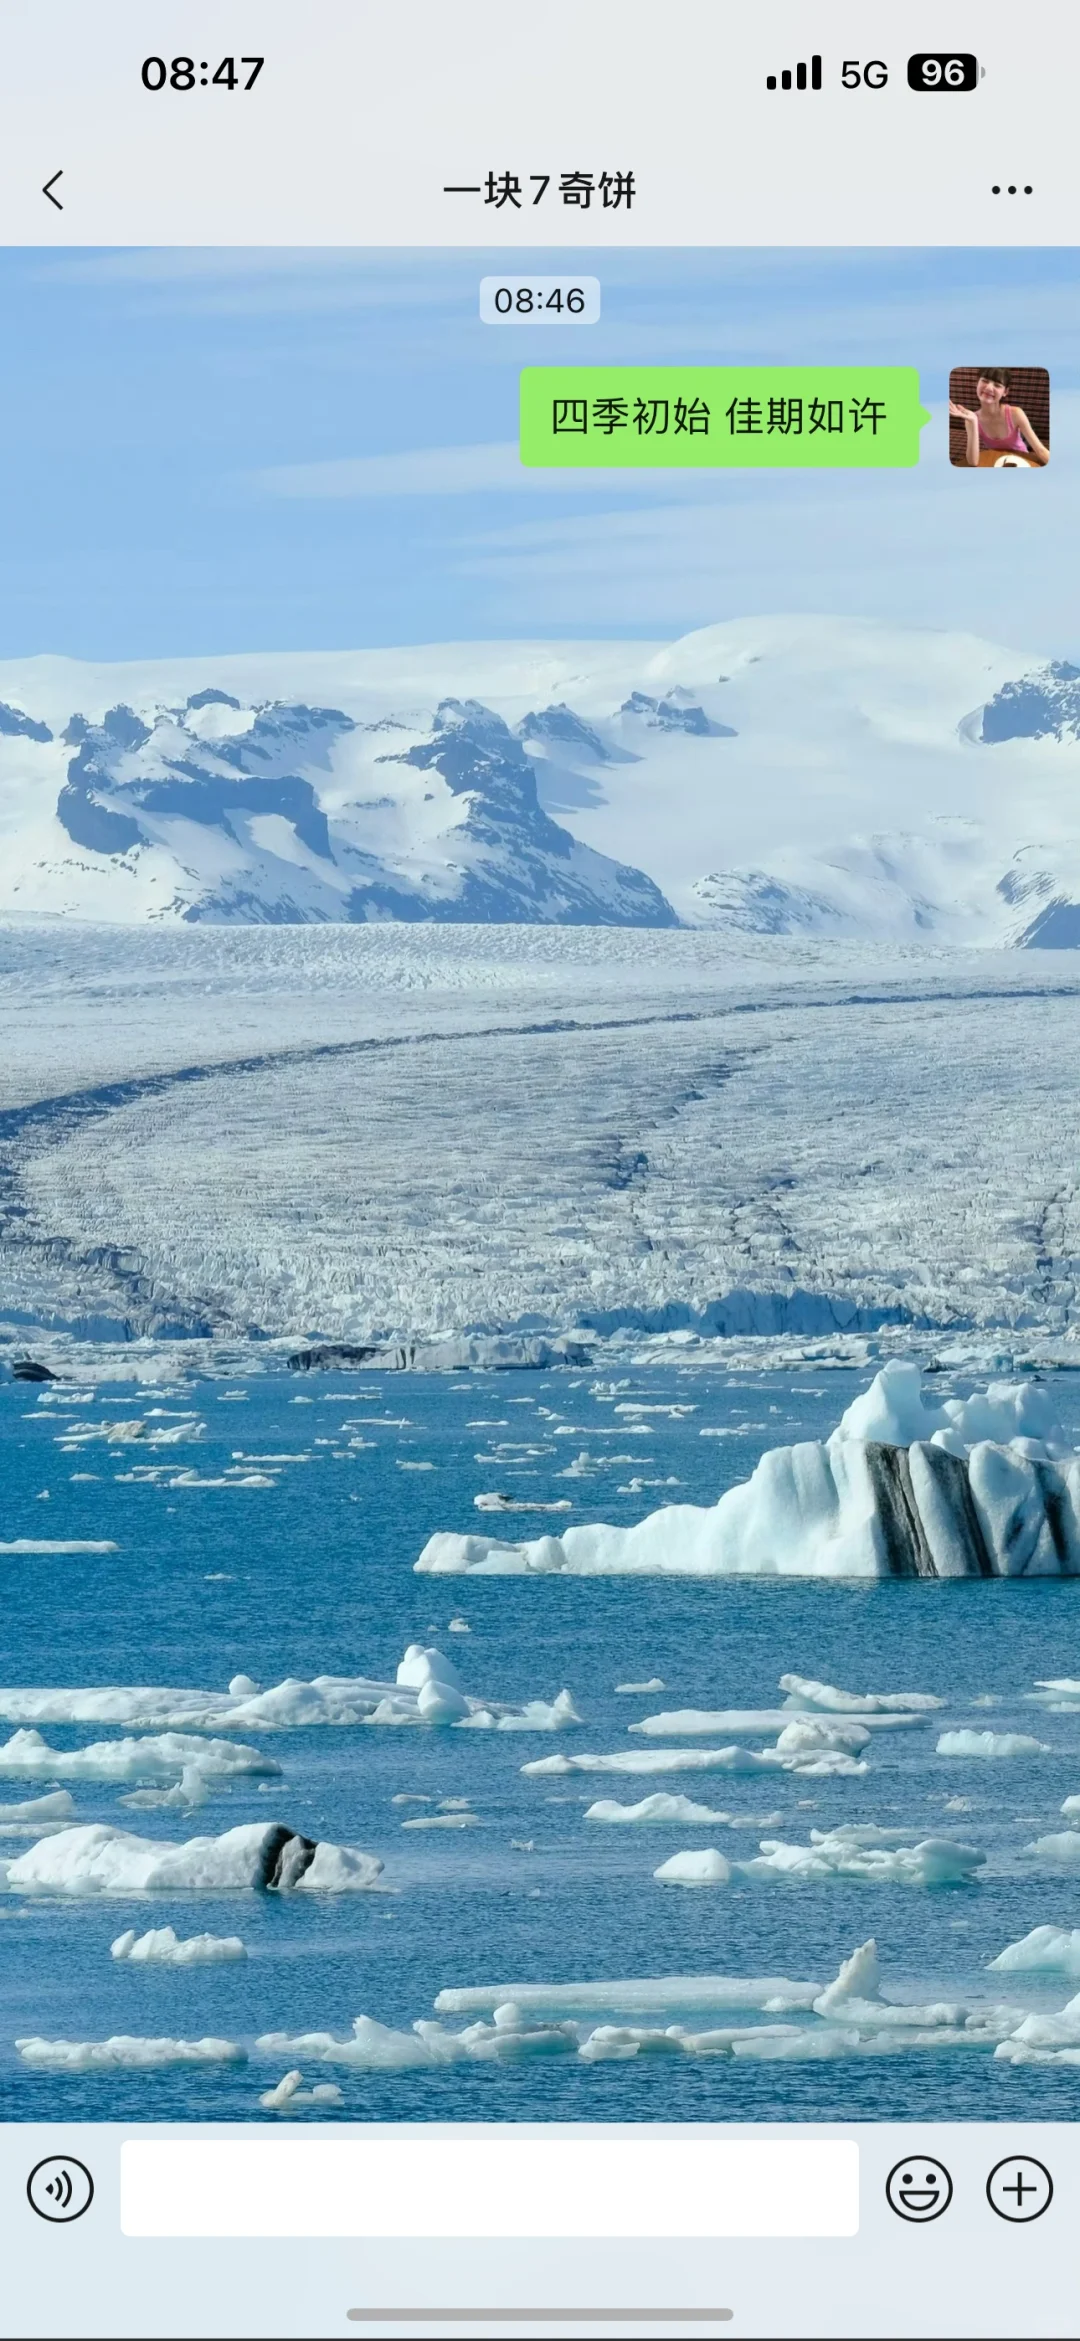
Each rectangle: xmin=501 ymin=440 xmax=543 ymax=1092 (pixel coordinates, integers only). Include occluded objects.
xmin=767 ymin=56 xmax=822 ymax=91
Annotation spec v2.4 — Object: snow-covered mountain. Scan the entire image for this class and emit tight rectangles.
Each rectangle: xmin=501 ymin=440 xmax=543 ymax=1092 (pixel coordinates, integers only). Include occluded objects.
xmin=3 ymin=618 xmax=1080 ymax=940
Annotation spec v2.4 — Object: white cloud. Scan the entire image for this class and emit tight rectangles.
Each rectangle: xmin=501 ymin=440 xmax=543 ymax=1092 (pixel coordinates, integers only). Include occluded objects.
xmin=252 ymin=440 xmax=724 ymax=500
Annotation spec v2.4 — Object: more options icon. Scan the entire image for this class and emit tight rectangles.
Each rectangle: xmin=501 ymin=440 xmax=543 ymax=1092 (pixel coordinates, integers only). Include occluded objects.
xmin=27 ymin=2155 xmax=94 ymax=2223
xmin=885 ymin=2154 xmax=953 ymax=2222
xmin=986 ymin=2155 xmax=1053 ymax=2222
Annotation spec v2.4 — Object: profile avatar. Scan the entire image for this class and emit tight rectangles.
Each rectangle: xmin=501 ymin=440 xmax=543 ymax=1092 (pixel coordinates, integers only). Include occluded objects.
xmin=949 ymin=365 xmax=1049 ymax=466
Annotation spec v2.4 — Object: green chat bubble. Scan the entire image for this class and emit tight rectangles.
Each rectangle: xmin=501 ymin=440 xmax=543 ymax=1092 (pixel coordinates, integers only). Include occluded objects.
xmin=520 ymin=367 xmax=930 ymax=468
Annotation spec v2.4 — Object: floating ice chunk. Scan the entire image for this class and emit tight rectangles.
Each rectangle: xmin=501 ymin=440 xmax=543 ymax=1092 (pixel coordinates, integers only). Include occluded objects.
xmin=474 ymin=1494 xmax=572 ymax=1514
xmin=779 ymin=1674 xmax=942 ymax=1714
xmin=1021 ymin=1676 xmax=1077 ymax=1713
xmin=259 ymin=2069 xmax=343 ymax=2109
xmin=936 ymin=1730 xmax=1049 ymax=1758
xmin=4 ymin=1820 xmax=383 ymax=1896
xmin=1062 ymin=1795 xmax=1080 ymax=1817
xmin=111 ymin=1926 xmax=246 ymax=1963
xmin=988 ymin=1927 xmax=1080 ymax=1979
xmin=0 ymin=1789 xmax=75 ymax=1825
xmin=0 ymin=1645 xmax=578 ymax=1733
xmin=650 ymin=1832 xmax=985 ymax=1887
xmin=654 ymin=1849 xmax=733 ymax=1887
xmin=1000 ymin=1991 xmax=1080 ymax=2051
xmin=615 ymin=1680 xmax=666 ymax=1695
xmin=585 ymin=1795 xmax=734 ymax=1826
xmin=773 ymin=1718 xmax=872 ymax=1756
xmin=449 ymin=1690 xmax=582 ymax=1734
xmin=0 ymin=1539 xmax=118 ymax=1554
xmin=522 ymin=1741 xmax=865 ymax=1779
xmin=448 ymin=1619 xmax=470 ymax=1634
xmin=417 ymin=1367 xmax=1080 ymax=1580
xmin=741 ymin=1833 xmax=985 ymax=1886
xmin=121 ymin=1767 xmax=210 ymax=1811
xmin=257 ymin=2017 xmax=441 ymax=2072
xmin=433 ymin=1973 xmax=823 ymax=2019
xmin=1024 ymin=1832 xmax=1080 ymax=1865
xmin=416 ymin=1678 xmax=470 ymax=1725
xmin=0 ymin=1728 xmax=280 ymax=1784
xmin=16 ymin=2034 xmax=244 ymax=2070
xmin=401 ymin=1812 xmax=481 ymax=1830
xmin=813 ymin=1939 xmax=881 ymax=2013
xmin=260 ymin=2069 xmax=302 ymax=2109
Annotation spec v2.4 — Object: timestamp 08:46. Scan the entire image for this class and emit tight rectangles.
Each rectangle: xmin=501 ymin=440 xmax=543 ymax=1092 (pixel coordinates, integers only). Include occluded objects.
xmin=479 ymin=278 xmax=601 ymax=324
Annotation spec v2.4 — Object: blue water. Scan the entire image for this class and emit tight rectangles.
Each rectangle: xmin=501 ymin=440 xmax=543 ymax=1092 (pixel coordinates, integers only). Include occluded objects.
xmin=4 ymin=1363 xmax=1080 ymax=2123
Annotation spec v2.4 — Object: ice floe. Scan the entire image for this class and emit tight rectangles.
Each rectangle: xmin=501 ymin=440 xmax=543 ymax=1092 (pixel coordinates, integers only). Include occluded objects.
xmin=256 ymin=1938 xmax=1039 ymax=2071
xmin=0 ymin=1538 xmax=118 ymax=1554
xmin=584 ymin=1795 xmax=734 ymax=1825
xmin=779 ymin=1674 xmax=942 ymax=1714
xmin=1023 ymin=1832 xmax=1080 ymax=1865
xmin=936 ymin=1729 xmax=1049 ymax=1759
xmin=654 ymin=1849 xmax=734 ymax=1886
xmin=654 ymin=1830 xmax=986 ymax=1887
xmin=522 ymin=1739 xmax=866 ymax=1779
xmin=111 ymin=1926 xmax=246 ymax=1963
xmin=17 ymin=2034 xmax=244 ymax=2070
xmin=2 ymin=1820 xmax=383 ymax=1895
xmin=988 ymin=1927 xmax=1080 ymax=1979
xmin=0 ymin=1789 xmax=76 ymax=1836
xmin=414 ymin=1362 xmax=1080 ymax=1577
xmin=0 ymin=1643 xmax=579 ymax=1733
xmin=260 ymin=2070 xmax=342 ymax=2110
xmin=0 ymin=1728 xmax=281 ymax=1784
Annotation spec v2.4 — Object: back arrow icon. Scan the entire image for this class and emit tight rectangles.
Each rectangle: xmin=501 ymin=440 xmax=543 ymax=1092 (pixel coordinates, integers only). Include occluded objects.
xmin=42 ymin=171 xmax=63 ymax=210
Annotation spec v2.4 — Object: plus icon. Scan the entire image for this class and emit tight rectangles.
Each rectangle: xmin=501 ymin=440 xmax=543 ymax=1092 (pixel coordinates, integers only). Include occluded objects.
xmin=986 ymin=2155 xmax=1053 ymax=2222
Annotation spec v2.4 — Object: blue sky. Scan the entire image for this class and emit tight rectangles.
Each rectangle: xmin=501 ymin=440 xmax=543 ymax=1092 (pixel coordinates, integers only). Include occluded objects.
xmin=1 ymin=245 xmax=1078 ymax=657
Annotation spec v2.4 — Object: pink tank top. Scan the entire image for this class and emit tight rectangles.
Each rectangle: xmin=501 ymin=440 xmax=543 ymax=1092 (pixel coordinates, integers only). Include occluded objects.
xmin=978 ymin=406 xmax=1027 ymax=454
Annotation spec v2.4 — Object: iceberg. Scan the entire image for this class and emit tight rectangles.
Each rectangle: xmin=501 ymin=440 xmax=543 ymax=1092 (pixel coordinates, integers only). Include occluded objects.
xmin=111 ymin=1927 xmax=246 ymax=1963
xmin=779 ymin=1674 xmax=942 ymax=1714
xmin=260 ymin=2071 xmax=342 ymax=2110
xmin=0 ymin=1788 xmax=76 ymax=1836
xmin=988 ymin=1927 xmax=1080 ymax=1979
xmin=16 ymin=2034 xmax=244 ymax=2070
xmin=584 ymin=1795 xmax=735 ymax=1825
xmin=0 ymin=1645 xmax=579 ymax=1733
xmin=1024 ymin=1832 xmax=1080 ymax=1865
xmin=0 ymin=1728 xmax=281 ymax=1784
xmin=627 ymin=1706 xmax=913 ymax=1737
xmin=414 ymin=1363 xmax=1080 ymax=1578
xmin=3 ymin=1820 xmax=383 ymax=1895
xmin=257 ymin=1940 xmax=1026 ymax=2073
xmin=433 ymin=1972 xmax=824 ymax=2019
xmin=936 ymin=1729 xmax=1049 ymax=1758
xmin=654 ymin=1849 xmax=733 ymax=1886
xmin=653 ymin=1831 xmax=986 ymax=1888
xmin=521 ymin=1740 xmax=866 ymax=1779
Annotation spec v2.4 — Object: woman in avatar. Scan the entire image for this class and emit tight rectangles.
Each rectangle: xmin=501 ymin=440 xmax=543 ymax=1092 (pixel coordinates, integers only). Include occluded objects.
xmin=950 ymin=369 xmax=1049 ymax=465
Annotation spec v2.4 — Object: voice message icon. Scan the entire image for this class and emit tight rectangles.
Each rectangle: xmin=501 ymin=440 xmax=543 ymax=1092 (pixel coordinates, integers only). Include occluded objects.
xmin=27 ymin=2155 xmax=95 ymax=2223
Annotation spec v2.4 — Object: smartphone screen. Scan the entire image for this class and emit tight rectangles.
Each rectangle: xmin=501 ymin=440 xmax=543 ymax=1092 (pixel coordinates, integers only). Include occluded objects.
xmin=1 ymin=6 xmax=1076 ymax=2334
